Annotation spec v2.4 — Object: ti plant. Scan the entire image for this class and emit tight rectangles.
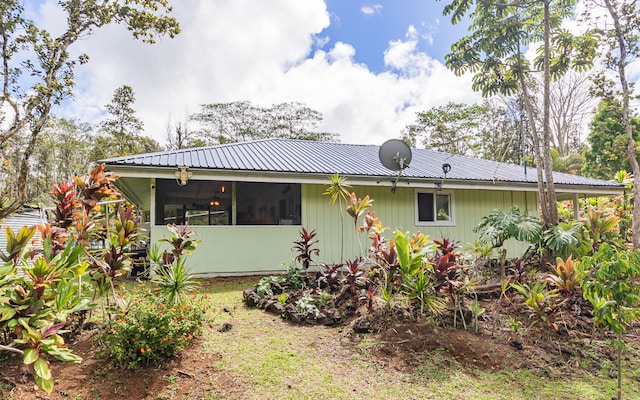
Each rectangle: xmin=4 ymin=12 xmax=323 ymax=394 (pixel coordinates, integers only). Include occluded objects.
xmin=543 ymin=256 xmax=584 ymax=296
xmin=0 ymin=228 xmax=89 ymax=394
xmin=346 ymin=192 xmax=374 ymax=256
xmin=511 ymin=280 xmax=559 ymax=329
xmin=153 ymin=224 xmax=201 ymax=305
xmin=292 ymin=227 xmax=320 ymax=270
xmin=318 ymin=262 xmax=342 ymax=290
xmin=342 ymin=257 xmax=364 ymax=295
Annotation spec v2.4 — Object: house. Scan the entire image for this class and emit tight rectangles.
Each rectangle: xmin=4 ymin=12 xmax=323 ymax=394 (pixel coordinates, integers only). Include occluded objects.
xmin=0 ymin=206 xmax=47 ymax=257
xmin=101 ymin=138 xmax=623 ymax=276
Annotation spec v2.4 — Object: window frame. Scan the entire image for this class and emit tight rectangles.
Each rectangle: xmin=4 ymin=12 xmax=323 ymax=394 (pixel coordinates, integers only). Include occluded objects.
xmin=414 ymin=190 xmax=455 ymax=226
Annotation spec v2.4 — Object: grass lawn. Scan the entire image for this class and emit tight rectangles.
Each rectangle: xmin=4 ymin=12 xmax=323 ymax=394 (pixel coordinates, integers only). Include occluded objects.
xmin=192 ymin=277 xmax=640 ymax=400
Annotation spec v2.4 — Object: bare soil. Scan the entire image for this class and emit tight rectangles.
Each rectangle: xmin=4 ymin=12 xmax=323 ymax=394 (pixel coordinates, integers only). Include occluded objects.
xmin=1 ymin=278 xmax=637 ymax=400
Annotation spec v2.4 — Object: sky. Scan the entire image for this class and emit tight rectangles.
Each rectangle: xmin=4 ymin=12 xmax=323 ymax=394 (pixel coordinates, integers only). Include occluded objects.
xmin=31 ymin=0 xmax=627 ymax=152
xmin=23 ymin=0 xmax=485 ymax=146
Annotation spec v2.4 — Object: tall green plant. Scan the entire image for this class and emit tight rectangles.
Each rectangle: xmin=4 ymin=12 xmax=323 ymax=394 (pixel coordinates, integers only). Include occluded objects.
xmin=152 ymin=224 xmax=201 ymax=305
xmin=580 ymin=244 xmax=640 ymax=400
xmin=323 ymin=174 xmax=351 ymax=262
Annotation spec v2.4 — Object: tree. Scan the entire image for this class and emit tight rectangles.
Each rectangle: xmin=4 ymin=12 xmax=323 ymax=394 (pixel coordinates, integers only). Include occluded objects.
xmin=404 ymin=101 xmax=523 ymax=164
xmin=545 ymin=71 xmax=595 ymax=157
xmin=165 ymin=114 xmax=205 ymax=150
xmin=0 ymin=0 xmax=179 ymax=219
xmin=89 ymin=85 xmax=163 ymax=161
xmin=31 ymin=118 xmax=93 ymax=202
xmin=442 ymin=0 xmax=597 ymax=226
xmin=583 ymin=99 xmax=640 ymax=179
xmin=190 ymin=101 xmax=338 ymax=144
xmin=583 ymin=0 xmax=640 ymax=249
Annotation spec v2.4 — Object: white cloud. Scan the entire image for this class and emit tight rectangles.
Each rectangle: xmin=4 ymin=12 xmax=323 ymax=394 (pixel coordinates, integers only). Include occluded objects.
xmin=361 ymin=5 xmax=383 ymax=15
xmin=33 ymin=0 xmax=481 ymax=146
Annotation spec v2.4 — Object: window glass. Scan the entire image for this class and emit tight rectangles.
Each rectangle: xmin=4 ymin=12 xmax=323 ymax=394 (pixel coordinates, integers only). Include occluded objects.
xmin=236 ymin=182 xmax=301 ymax=225
xmin=436 ymin=194 xmax=451 ymax=221
xmin=417 ymin=192 xmax=452 ymax=224
xmin=155 ymin=179 xmax=231 ymax=226
xmin=417 ymin=192 xmax=435 ymax=222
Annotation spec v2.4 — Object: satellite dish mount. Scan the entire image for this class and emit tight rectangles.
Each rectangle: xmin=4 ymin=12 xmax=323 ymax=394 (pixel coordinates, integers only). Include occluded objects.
xmin=379 ymin=139 xmax=412 ymax=193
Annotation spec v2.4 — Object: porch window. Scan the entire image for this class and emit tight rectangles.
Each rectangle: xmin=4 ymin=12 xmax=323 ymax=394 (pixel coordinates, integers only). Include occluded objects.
xmin=154 ymin=179 xmax=301 ymax=226
xmin=416 ymin=191 xmax=454 ymax=225
xmin=236 ymin=182 xmax=301 ymax=225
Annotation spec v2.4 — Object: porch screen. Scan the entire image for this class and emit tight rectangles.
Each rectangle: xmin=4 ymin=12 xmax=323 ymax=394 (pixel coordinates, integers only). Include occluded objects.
xmin=154 ymin=179 xmax=301 ymax=226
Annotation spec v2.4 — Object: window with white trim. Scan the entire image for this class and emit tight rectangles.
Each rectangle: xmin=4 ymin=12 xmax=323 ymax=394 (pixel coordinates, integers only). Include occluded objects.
xmin=416 ymin=191 xmax=454 ymax=225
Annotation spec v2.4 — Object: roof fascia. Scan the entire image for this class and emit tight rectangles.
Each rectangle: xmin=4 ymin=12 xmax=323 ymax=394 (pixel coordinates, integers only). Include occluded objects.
xmin=106 ymin=165 xmax=623 ymax=196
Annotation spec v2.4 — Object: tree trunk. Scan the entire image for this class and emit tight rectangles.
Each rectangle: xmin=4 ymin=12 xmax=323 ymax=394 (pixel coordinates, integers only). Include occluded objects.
xmin=515 ymin=33 xmax=549 ymax=224
xmin=604 ymin=0 xmax=640 ymax=249
xmin=542 ymin=0 xmax=558 ymax=226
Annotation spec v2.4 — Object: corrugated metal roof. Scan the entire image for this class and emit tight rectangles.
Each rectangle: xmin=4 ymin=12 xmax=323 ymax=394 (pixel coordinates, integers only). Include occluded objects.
xmin=100 ymin=138 xmax=620 ymax=188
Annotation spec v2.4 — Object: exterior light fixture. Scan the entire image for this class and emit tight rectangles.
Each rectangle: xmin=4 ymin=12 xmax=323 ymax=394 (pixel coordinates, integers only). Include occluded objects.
xmin=175 ymin=166 xmax=192 ymax=186
xmin=210 ymin=197 xmax=221 ymax=207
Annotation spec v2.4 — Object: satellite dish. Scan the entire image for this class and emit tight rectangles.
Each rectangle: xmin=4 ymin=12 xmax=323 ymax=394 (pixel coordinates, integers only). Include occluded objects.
xmin=379 ymin=139 xmax=412 ymax=171
xmin=379 ymin=139 xmax=412 ymax=193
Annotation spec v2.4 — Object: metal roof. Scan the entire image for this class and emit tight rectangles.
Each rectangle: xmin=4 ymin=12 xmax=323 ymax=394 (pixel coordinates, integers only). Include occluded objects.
xmin=100 ymin=138 xmax=621 ymax=188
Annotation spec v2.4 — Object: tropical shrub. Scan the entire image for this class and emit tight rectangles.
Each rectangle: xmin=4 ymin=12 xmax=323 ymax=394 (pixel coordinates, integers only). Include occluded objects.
xmin=151 ymin=224 xmax=200 ymax=305
xmin=580 ymin=244 xmax=640 ymax=400
xmin=543 ymin=257 xmax=584 ymax=296
xmin=101 ymin=293 xmax=210 ymax=369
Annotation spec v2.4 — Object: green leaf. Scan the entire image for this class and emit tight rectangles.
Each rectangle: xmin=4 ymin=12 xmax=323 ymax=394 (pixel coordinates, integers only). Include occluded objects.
xmin=0 ymin=306 xmax=16 ymax=322
xmin=33 ymin=357 xmax=51 ymax=380
xmin=23 ymin=348 xmax=38 ymax=365
xmin=34 ymin=373 xmax=53 ymax=394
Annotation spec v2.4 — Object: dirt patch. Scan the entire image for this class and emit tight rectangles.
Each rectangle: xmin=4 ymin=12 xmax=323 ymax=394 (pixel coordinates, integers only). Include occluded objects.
xmin=0 ymin=328 xmax=232 ymax=400
xmin=372 ymin=321 xmax=522 ymax=372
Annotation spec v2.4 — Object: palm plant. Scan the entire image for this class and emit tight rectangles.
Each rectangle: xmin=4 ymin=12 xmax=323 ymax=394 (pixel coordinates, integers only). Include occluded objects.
xmin=323 ymin=174 xmax=351 ymax=262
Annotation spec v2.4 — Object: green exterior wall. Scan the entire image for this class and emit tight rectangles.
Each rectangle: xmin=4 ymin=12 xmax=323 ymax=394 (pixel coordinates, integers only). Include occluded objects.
xmin=147 ymin=182 xmax=538 ymax=276
xmin=303 ymin=184 xmax=537 ymax=265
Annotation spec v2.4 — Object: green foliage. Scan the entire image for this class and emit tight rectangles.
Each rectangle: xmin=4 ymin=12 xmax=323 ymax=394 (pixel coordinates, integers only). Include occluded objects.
xmin=580 ymin=244 xmax=640 ymax=335
xmin=190 ymin=101 xmax=337 ymax=144
xmin=286 ymin=262 xmax=306 ymax=290
xmin=295 ymin=294 xmax=319 ymax=316
xmin=90 ymin=85 xmax=162 ymax=161
xmin=345 ymin=192 xmax=374 ymax=227
xmin=582 ymin=207 xmax=621 ymax=251
xmin=0 ymin=234 xmax=90 ymax=393
xmin=511 ymin=281 xmax=559 ymax=328
xmin=0 ymin=225 xmax=37 ymax=263
xmin=542 ymin=221 xmax=589 ymax=258
xmin=474 ymin=206 xmax=542 ymax=249
xmin=153 ymin=258 xmax=198 ymax=305
xmin=159 ymin=224 xmax=201 ymax=260
xmin=101 ymin=293 xmax=209 ymax=370
xmin=256 ymin=276 xmax=285 ymax=299
xmin=277 ymin=294 xmax=289 ymax=305
xmin=583 ymin=99 xmax=640 ymax=179
xmin=543 ymin=257 xmax=584 ymax=296
xmin=508 ymin=316 xmax=523 ymax=333
xmin=323 ymin=174 xmax=351 ymax=262
xmin=404 ymin=101 xmax=522 ymax=163
xmin=152 ymin=225 xmax=200 ymax=305
xmin=0 ymin=0 xmax=180 ymax=218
